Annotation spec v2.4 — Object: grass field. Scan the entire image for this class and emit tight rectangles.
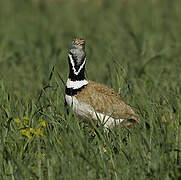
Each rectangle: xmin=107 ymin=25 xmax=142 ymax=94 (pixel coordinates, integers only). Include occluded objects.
xmin=0 ymin=0 xmax=181 ymax=179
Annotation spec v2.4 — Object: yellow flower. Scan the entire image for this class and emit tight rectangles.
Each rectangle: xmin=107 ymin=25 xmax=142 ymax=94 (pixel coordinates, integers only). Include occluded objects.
xmin=91 ymin=131 xmax=96 ymax=136
xmin=40 ymin=120 xmax=47 ymax=127
xmin=14 ymin=118 xmax=21 ymax=123
xmin=36 ymin=128 xmax=43 ymax=136
xmin=23 ymin=117 xmax=29 ymax=121
xmin=21 ymin=129 xmax=31 ymax=138
xmin=29 ymin=128 xmax=36 ymax=134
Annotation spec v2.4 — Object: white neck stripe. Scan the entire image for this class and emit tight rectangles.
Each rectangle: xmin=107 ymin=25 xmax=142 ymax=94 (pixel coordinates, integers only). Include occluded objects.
xmin=66 ymin=78 xmax=88 ymax=89
xmin=68 ymin=54 xmax=86 ymax=75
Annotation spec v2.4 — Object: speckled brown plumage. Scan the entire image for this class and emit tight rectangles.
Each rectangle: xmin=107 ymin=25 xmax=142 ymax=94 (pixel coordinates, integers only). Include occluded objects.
xmin=75 ymin=80 xmax=140 ymax=123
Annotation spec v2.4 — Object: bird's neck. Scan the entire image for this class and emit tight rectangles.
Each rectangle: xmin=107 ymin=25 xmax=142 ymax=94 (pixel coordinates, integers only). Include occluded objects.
xmin=66 ymin=53 xmax=88 ymax=96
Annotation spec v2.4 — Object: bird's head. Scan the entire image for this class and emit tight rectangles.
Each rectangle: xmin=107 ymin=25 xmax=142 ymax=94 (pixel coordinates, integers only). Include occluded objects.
xmin=68 ymin=38 xmax=86 ymax=79
xmin=70 ymin=38 xmax=85 ymax=51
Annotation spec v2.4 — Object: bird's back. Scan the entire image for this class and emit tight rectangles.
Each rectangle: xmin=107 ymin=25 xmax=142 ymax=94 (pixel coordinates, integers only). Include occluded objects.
xmin=76 ymin=80 xmax=140 ymax=123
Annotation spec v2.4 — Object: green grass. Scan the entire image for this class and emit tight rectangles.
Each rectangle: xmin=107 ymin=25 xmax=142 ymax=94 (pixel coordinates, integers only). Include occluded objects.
xmin=0 ymin=0 xmax=181 ymax=179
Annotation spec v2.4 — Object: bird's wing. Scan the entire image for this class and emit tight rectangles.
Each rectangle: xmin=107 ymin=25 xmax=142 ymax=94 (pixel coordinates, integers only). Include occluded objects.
xmin=76 ymin=80 xmax=140 ymax=123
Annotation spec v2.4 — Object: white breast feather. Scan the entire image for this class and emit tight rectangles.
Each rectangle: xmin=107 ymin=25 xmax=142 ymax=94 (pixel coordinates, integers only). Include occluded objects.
xmin=65 ymin=95 xmax=124 ymax=128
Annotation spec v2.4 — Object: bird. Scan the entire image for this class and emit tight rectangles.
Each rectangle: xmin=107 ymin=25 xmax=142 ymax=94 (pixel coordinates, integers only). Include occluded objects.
xmin=65 ymin=38 xmax=140 ymax=129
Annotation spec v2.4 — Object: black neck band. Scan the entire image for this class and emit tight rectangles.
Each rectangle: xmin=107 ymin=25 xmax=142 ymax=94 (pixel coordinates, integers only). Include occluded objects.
xmin=65 ymin=85 xmax=87 ymax=96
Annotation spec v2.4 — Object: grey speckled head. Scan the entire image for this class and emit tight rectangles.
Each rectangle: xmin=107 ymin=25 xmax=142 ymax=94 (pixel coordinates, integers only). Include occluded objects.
xmin=69 ymin=38 xmax=86 ymax=66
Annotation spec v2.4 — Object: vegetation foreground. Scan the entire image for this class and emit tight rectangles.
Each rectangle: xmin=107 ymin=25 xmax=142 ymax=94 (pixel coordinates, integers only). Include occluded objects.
xmin=0 ymin=0 xmax=180 ymax=179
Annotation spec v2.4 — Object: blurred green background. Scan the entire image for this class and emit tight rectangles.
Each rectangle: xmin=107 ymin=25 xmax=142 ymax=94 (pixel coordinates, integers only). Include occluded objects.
xmin=1 ymin=0 xmax=180 ymax=96
xmin=0 ymin=0 xmax=181 ymax=179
